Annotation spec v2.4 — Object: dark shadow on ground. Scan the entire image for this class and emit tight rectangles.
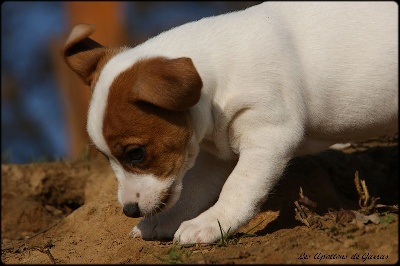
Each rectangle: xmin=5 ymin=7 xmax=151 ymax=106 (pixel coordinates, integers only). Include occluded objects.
xmin=256 ymin=145 xmax=398 ymax=236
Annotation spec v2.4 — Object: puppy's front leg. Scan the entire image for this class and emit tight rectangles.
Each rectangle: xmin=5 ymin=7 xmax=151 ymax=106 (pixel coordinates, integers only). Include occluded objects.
xmin=131 ymin=150 xmax=236 ymax=240
xmin=174 ymin=128 xmax=301 ymax=244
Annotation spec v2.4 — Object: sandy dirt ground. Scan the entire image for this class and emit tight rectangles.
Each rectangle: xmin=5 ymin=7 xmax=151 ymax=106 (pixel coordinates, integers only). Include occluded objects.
xmin=1 ymin=137 xmax=398 ymax=264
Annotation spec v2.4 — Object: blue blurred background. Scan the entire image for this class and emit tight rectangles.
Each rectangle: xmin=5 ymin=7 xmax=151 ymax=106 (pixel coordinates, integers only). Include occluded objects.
xmin=1 ymin=1 xmax=260 ymax=163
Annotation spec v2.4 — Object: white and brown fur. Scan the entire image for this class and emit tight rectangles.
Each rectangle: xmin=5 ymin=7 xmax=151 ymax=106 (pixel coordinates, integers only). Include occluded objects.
xmin=64 ymin=2 xmax=398 ymax=244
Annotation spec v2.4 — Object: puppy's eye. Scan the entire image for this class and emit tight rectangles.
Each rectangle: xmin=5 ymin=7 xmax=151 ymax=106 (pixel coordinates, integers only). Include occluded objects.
xmin=125 ymin=146 xmax=145 ymax=164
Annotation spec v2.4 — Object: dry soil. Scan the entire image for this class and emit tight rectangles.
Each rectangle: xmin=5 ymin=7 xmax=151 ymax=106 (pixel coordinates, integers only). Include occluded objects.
xmin=1 ymin=137 xmax=398 ymax=264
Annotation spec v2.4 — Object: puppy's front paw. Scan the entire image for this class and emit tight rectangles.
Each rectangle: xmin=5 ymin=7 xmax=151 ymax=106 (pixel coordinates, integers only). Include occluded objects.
xmin=129 ymin=225 xmax=144 ymax=238
xmin=129 ymin=216 xmax=179 ymax=241
xmin=174 ymin=213 xmax=233 ymax=245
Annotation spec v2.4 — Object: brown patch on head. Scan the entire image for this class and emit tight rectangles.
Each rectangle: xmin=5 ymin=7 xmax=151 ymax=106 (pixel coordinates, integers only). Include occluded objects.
xmin=64 ymin=24 xmax=203 ymax=181
xmin=132 ymin=57 xmax=202 ymax=111
xmin=103 ymin=57 xmax=203 ymax=179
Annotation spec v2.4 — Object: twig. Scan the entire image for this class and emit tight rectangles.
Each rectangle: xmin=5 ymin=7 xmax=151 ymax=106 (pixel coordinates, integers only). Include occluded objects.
xmin=354 ymin=171 xmax=379 ymax=213
xmin=23 ymin=220 xmax=63 ymax=240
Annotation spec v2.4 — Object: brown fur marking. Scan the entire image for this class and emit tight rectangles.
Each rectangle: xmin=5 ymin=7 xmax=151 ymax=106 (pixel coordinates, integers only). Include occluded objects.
xmin=103 ymin=57 xmax=198 ymax=179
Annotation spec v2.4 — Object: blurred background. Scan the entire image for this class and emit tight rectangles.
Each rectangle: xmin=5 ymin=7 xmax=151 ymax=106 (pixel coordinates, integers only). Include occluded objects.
xmin=1 ymin=1 xmax=261 ymax=164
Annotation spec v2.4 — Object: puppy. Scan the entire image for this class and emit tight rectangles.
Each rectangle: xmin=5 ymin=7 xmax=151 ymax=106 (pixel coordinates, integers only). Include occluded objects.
xmin=63 ymin=2 xmax=398 ymax=244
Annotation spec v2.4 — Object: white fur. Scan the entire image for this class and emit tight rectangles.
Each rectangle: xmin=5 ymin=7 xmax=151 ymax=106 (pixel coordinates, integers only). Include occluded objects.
xmin=87 ymin=47 xmax=133 ymax=156
xmin=88 ymin=2 xmax=398 ymax=244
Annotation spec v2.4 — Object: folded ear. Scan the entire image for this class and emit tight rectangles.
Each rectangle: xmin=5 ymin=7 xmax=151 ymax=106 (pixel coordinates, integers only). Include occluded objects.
xmin=134 ymin=57 xmax=203 ymax=111
xmin=63 ymin=24 xmax=106 ymax=85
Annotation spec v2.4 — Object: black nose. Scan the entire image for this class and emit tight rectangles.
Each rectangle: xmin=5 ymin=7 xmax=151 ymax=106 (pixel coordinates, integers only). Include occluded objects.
xmin=122 ymin=202 xmax=142 ymax=218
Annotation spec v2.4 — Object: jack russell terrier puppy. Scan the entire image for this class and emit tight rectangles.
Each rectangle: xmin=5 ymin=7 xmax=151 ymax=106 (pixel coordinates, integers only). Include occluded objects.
xmin=63 ymin=2 xmax=398 ymax=244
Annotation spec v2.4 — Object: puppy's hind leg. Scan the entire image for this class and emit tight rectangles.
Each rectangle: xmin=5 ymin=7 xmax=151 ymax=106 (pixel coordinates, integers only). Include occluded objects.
xmin=131 ymin=150 xmax=237 ymax=240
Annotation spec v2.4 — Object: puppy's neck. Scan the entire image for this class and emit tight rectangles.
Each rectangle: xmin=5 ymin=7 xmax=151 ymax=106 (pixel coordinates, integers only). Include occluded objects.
xmin=188 ymin=90 xmax=237 ymax=161
xmin=189 ymin=94 xmax=213 ymax=143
